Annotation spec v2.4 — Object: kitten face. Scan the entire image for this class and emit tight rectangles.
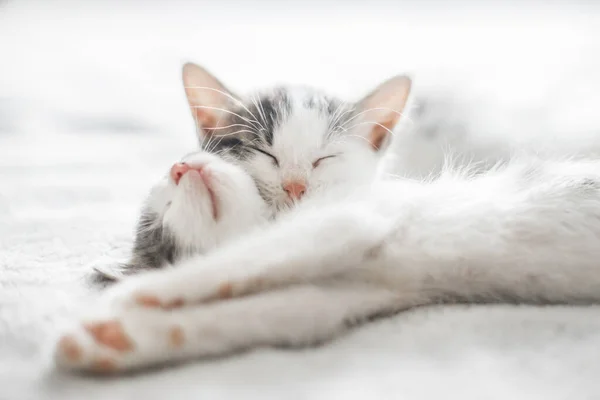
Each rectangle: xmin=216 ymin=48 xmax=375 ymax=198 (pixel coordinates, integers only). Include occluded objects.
xmin=128 ymin=150 xmax=268 ymax=272
xmin=182 ymin=64 xmax=412 ymax=213
xmin=201 ymin=88 xmax=384 ymax=212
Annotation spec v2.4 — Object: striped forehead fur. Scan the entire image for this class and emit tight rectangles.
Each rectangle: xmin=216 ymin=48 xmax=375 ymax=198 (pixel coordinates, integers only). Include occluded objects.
xmin=203 ymin=86 xmax=355 ymax=157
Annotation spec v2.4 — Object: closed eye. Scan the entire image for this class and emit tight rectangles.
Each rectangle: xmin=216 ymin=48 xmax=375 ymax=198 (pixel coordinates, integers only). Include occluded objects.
xmin=248 ymin=146 xmax=279 ymax=167
xmin=312 ymin=155 xmax=337 ymax=169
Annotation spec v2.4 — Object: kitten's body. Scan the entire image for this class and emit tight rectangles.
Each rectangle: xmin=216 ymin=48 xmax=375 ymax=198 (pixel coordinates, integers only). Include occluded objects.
xmin=57 ymin=156 xmax=600 ymax=372
xmin=55 ymin=65 xmax=600 ymax=373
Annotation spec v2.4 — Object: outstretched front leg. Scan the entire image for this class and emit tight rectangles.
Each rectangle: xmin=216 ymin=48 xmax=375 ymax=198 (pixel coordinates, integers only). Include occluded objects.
xmin=104 ymin=205 xmax=393 ymax=311
xmin=54 ymin=282 xmax=407 ymax=373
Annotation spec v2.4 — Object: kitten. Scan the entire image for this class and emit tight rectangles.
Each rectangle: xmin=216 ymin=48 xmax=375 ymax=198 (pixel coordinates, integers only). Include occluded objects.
xmin=93 ymin=150 xmax=269 ymax=281
xmin=55 ymin=153 xmax=600 ymax=373
xmin=95 ymin=63 xmax=413 ymax=280
xmin=180 ymin=63 xmax=412 ymax=212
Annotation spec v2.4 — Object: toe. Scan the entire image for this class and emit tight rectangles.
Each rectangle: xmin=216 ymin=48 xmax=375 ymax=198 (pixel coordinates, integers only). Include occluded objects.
xmin=84 ymin=321 xmax=134 ymax=352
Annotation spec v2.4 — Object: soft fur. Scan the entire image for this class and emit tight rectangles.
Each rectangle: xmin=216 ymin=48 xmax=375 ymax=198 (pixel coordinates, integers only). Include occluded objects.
xmin=182 ymin=63 xmax=410 ymax=213
xmin=94 ymin=151 xmax=269 ymax=280
xmin=55 ymin=155 xmax=600 ymax=372
xmin=53 ymin=64 xmax=600 ymax=374
xmin=96 ymin=63 xmax=412 ymax=280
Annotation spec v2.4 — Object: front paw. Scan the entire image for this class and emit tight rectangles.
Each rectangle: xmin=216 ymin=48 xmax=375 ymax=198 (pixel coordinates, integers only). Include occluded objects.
xmin=99 ymin=272 xmax=188 ymax=311
xmin=100 ymin=266 xmax=239 ymax=312
xmin=53 ymin=311 xmax=187 ymax=373
xmin=54 ymin=318 xmax=136 ymax=373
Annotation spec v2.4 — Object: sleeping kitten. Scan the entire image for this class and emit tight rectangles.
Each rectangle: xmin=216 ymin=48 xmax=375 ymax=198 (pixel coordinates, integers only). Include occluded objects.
xmin=181 ymin=63 xmax=412 ymax=212
xmin=54 ymin=154 xmax=600 ymax=373
xmin=95 ymin=63 xmax=413 ymax=280
xmin=94 ymin=150 xmax=269 ymax=281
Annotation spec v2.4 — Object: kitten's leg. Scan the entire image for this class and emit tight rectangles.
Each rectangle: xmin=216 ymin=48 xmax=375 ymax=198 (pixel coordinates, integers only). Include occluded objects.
xmin=54 ymin=283 xmax=406 ymax=373
xmin=104 ymin=205 xmax=393 ymax=309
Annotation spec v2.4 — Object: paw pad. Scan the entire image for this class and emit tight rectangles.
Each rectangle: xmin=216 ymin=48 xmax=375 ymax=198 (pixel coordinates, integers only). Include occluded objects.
xmin=169 ymin=326 xmax=185 ymax=347
xmin=91 ymin=357 xmax=117 ymax=373
xmin=218 ymin=282 xmax=233 ymax=299
xmin=136 ymin=295 xmax=185 ymax=309
xmin=84 ymin=321 xmax=133 ymax=352
xmin=165 ymin=298 xmax=185 ymax=310
xmin=136 ymin=295 xmax=162 ymax=308
xmin=57 ymin=335 xmax=82 ymax=362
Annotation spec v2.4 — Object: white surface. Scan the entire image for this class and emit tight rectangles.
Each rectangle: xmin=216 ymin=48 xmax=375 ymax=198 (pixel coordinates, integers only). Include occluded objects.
xmin=2 ymin=1 xmax=600 ymax=399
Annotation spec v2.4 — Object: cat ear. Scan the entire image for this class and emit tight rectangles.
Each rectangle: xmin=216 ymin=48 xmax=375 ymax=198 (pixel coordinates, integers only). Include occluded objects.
xmin=182 ymin=62 xmax=239 ymax=139
xmin=355 ymin=75 xmax=412 ymax=152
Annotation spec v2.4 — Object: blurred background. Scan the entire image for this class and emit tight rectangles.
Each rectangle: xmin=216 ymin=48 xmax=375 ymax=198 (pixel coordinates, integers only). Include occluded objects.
xmin=2 ymin=0 xmax=600 ymax=203
xmin=2 ymin=0 xmax=600 ymax=135
xmin=2 ymin=1 xmax=600 ymax=398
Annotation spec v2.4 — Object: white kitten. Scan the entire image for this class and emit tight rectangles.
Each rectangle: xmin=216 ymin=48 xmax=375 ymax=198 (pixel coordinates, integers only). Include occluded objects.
xmin=94 ymin=150 xmax=268 ymax=281
xmin=180 ymin=63 xmax=411 ymax=212
xmin=96 ymin=63 xmax=413 ymax=280
xmin=55 ymin=156 xmax=600 ymax=373
xmin=54 ymin=66 xmax=600 ymax=374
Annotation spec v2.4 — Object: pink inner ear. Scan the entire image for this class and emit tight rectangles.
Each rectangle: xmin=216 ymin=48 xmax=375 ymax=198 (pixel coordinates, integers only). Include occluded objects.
xmin=193 ymin=108 xmax=217 ymax=133
xmin=368 ymin=117 xmax=396 ymax=151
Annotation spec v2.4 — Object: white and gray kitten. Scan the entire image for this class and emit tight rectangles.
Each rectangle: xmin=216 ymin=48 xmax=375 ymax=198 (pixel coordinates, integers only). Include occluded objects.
xmin=95 ymin=63 xmax=412 ymax=280
xmin=181 ymin=63 xmax=411 ymax=212
xmin=57 ymin=154 xmax=600 ymax=373
xmin=54 ymin=67 xmax=600 ymax=374
xmin=94 ymin=150 xmax=269 ymax=280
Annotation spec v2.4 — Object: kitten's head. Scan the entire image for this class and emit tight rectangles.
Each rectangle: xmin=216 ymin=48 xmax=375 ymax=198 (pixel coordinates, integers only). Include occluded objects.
xmin=182 ymin=63 xmax=412 ymax=212
xmin=95 ymin=150 xmax=268 ymax=280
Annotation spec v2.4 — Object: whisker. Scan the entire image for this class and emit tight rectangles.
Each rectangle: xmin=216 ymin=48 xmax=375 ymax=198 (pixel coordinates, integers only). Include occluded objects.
xmin=190 ymin=105 xmax=262 ymax=132
xmin=214 ymin=146 xmax=235 ymax=159
xmin=204 ymin=129 xmax=259 ymax=154
xmin=257 ymin=93 xmax=269 ymax=127
xmin=328 ymin=106 xmax=356 ymax=139
xmin=204 ymin=122 xmax=257 ymax=132
xmin=184 ymin=86 xmax=265 ymax=129
xmin=341 ymin=120 xmax=396 ymax=138
xmin=329 ymin=103 xmax=354 ymax=131
xmin=249 ymin=94 xmax=268 ymax=133
xmin=215 ymin=129 xmax=258 ymax=137
xmin=203 ymin=108 xmax=230 ymax=152
xmin=333 ymin=133 xmax=374 ymax=147
xmin=337 ymin=107 xmax=413 ymax=133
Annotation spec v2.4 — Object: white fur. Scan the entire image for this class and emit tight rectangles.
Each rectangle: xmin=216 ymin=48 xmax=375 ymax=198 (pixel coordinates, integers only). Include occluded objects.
xmin=225 ymin=87 xmax=384 ymax=212
xmin=94 ymin=150 xmax=269 ymax=280
xmin=94 ymin=66 xmax=411 ymax=280
xmin=182 ymin=64 xmax=411 ymax=214
xmin=161 ymin=151 xmax=268 ymax=250
xmin=55 ymin=64 xmax=600 ymax=373
xmin=55 ymin=155 xmax=600 ymax=372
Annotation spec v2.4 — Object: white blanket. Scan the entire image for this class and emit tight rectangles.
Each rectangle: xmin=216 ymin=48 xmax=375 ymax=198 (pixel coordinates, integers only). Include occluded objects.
xmin=2 ymin=2 xmax=600 ymax=399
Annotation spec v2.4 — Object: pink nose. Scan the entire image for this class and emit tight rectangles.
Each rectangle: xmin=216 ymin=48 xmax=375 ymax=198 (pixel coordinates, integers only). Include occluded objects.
xmin=170 ymin=162 xmax=197 ymax=185
xmin=282 ymin=180 xmax=307 ymax=200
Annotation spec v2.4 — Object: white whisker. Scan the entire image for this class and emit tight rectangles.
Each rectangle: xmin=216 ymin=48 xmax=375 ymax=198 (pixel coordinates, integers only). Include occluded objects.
xmin=204 ymin=129 xmax=258 ymax=153
xmin=205 ymin=123 xmax=257 ymax=132
xmin=184 ymin=85 xmax=265 ymax=129
xmin=329 ymin=103 xmax=354 ymax=131
xmin=191 ymin=105 xmax=263 ymax=134
xmin=342 ymin=121 xmax=396 ymax=138
xmin=337 ymin=107 xmax=413 ymax=133
xmin=250 ymin=94 xmax=268 ymax=133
